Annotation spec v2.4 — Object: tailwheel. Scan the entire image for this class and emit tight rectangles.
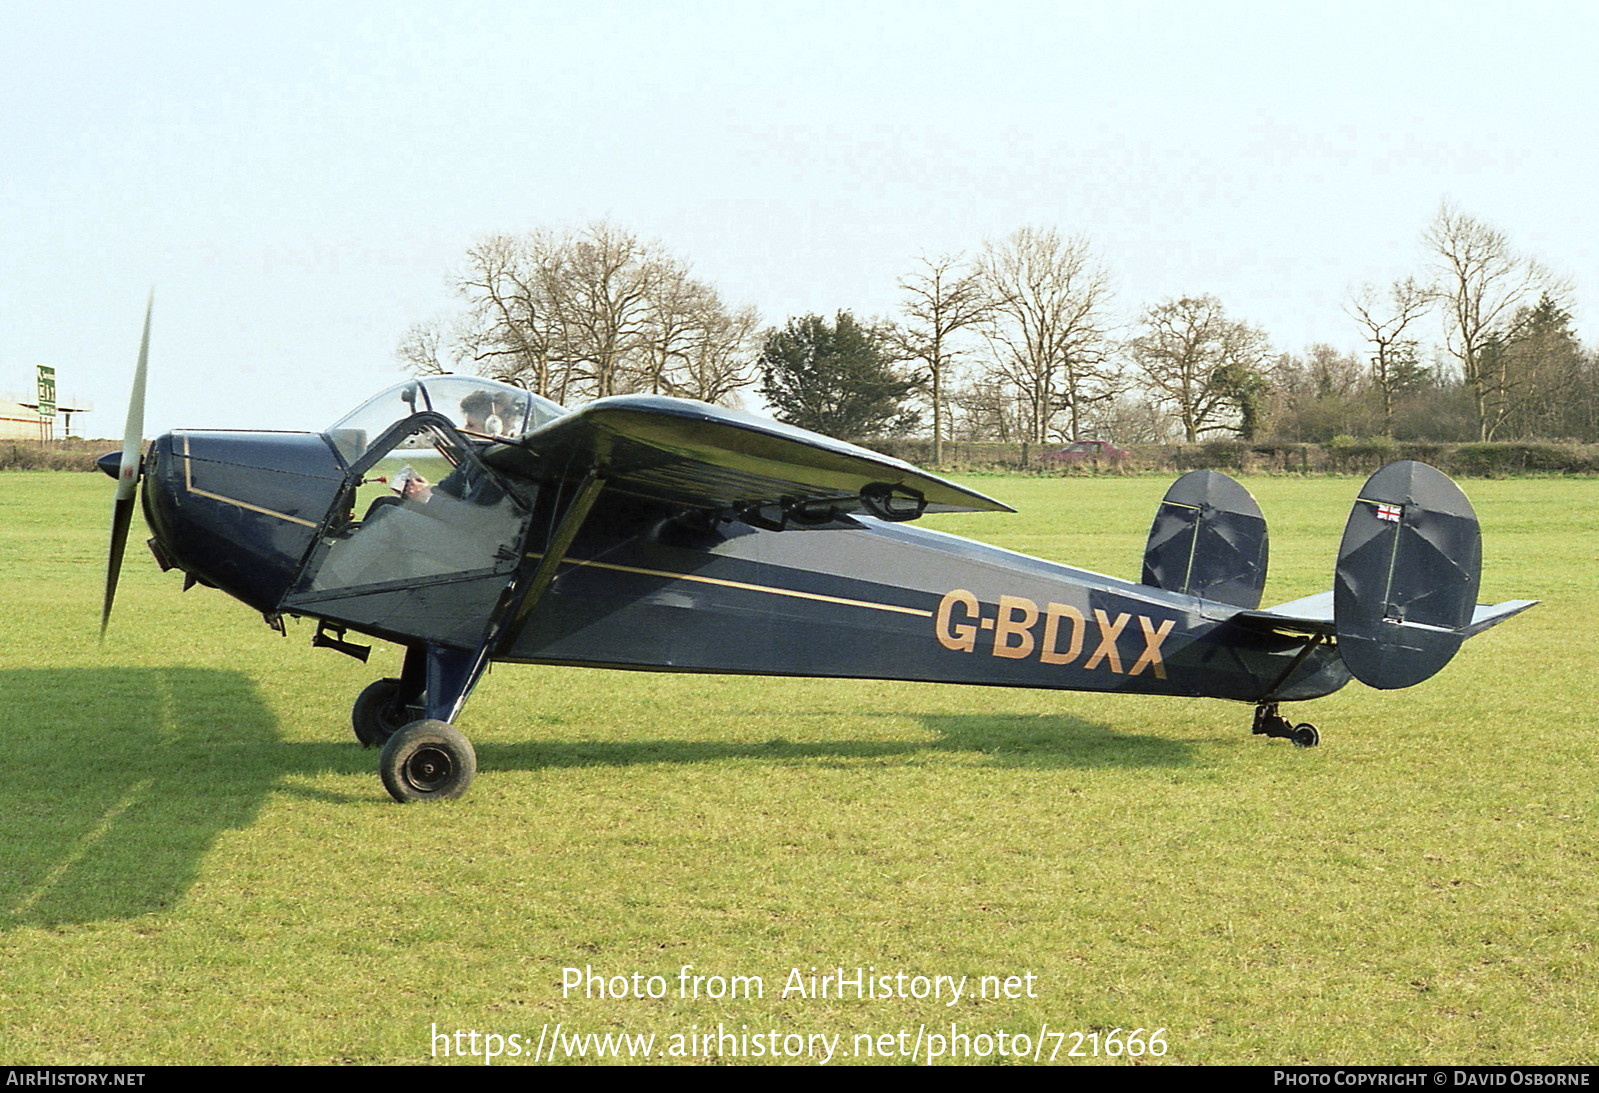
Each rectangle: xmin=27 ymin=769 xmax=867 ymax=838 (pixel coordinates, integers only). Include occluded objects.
xmin=1252 ymin=703 xmax=1320 ymax=747
xmin=351 ymin=677 xmax=414 ymax=748
xmin=379 ymin=720 xmax=477 ymax=802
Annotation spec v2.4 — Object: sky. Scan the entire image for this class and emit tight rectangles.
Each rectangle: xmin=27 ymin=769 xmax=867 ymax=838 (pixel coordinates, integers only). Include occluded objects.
xmin=4 ymin=0 xmax=1597 ymax=438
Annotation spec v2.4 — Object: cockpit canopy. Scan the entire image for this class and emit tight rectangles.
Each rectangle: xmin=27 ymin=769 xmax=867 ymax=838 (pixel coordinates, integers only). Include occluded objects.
xmin=324 ymin=376 xmax=566 ymax=464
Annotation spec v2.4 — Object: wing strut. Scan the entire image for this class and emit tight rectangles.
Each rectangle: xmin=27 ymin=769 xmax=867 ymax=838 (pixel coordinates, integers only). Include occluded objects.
xmin=512 ymin=468 xmax=606 ymax=629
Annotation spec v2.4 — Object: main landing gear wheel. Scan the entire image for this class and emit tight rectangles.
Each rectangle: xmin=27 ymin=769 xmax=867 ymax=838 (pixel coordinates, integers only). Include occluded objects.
xmin=1291 ymin=723 xmax=1320 ymax=748
xmin=352 ymin=677 xmax=412 ymax=748
xmin=379 ymin=720 xmax=477 ymax=802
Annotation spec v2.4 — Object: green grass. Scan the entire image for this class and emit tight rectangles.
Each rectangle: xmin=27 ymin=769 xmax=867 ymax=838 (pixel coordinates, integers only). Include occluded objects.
xmin=0 ymin=472 xmax=1593 ymax=1065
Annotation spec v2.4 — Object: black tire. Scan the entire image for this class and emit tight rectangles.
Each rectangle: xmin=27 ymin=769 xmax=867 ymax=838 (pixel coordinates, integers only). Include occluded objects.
xmin=1291 ymin=723 xmax=1320 ymax=748
xmin=352 ymin=677 xmax=411 ymax=748
xmin=379 ymin=720 xmax=477 ymax=802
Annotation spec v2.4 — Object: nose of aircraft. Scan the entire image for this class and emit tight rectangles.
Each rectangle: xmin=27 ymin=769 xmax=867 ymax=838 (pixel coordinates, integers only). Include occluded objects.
xmin=135 ymin=429 xmax=348 ymax=613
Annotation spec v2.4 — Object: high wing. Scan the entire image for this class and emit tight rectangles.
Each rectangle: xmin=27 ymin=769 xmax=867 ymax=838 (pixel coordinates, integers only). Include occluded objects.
xmin=481 ymin=394 xmax=1013 ymax=519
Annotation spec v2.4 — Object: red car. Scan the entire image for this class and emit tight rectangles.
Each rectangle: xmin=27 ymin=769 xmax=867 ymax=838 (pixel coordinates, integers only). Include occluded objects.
xmin=1046 ymin=439 xmax=1130 ymax=465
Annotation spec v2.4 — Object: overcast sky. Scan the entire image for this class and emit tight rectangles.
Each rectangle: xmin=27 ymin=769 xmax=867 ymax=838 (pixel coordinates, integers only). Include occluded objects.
xmin=4 ymin=1 xmax=1596 ymax=437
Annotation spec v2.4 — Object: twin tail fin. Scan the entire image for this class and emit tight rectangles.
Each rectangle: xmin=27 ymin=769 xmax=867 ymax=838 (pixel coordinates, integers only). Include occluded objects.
xmin=1143 ymin=461 xmax=1535 ymax=690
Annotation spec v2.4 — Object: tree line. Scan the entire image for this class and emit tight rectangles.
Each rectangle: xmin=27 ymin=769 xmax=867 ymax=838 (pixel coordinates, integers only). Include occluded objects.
xmin=402 ymin=207 xmax=1599 ymax=451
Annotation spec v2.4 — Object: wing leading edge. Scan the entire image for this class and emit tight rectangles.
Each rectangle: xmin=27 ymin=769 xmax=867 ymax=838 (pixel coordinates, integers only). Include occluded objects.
xmin=483 ymin=395 xmax=1013 ymax=518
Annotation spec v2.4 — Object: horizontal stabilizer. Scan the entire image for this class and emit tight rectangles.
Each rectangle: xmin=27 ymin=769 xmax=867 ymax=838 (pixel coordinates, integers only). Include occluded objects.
xmin=1142 ymin=469 xmax=1268 ymax=608
xmin=1461 ymin=598 xmax=1539 ymax=638
xmin=485 ymin=395 xmax=1012 ymax=520
xmin=1229 ymin=591 xmax=1336 ymax=637
xmin=1231 ymin=591 xmax=1535 ymax=643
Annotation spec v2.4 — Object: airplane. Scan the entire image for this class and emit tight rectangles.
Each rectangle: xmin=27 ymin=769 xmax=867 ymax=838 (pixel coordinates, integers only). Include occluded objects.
xmin=99 ymin=304 xmax=1536 ymax=801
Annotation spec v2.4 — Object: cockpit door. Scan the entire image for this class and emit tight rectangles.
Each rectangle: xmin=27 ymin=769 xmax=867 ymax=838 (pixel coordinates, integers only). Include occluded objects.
xmin=283 ymin=415 xmax=533 ymax=650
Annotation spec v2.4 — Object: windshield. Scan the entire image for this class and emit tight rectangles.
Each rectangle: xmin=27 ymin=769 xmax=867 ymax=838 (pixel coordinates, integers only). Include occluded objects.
xmin=325 ymin=376 xmax=566 ymax=464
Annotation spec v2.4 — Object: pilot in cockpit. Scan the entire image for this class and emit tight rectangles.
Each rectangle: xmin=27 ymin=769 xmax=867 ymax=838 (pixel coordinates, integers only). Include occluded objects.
xmin=458 ymin=391 xmax=499 ymax=436
xmin=397 ymin=391 xmax=504 ymax=506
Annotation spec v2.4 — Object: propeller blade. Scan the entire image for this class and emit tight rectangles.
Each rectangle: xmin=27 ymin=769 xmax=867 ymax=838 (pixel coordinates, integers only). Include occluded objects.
xmin=101 ymin=293 xmax=153 ymax=638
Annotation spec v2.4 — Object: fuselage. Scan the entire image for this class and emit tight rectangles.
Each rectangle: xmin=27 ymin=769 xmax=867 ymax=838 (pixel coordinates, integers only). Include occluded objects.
xmin=506 ymin=504 xmax=1349 ymax=702
xmin=133 ymin=422 xmax=1349 ymax=706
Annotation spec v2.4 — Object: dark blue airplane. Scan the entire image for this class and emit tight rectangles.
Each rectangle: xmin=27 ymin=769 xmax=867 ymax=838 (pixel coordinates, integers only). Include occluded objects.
xmin=100 ymin=304 xmax=1535 ymax=801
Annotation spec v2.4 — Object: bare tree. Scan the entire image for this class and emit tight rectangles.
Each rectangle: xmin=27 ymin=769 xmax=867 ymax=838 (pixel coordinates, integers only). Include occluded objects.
xmin=558 ymin=222 xmax=659 ymax=399
xmin=1080 ymin=392 xmax=1178 ymax=444
xmin=896 ymin=253 xmax=989 ymax=463
xmin=1348 ymin=277 xmax=1432 ymax=428
xmin=1574 ymin=349 xmax=1599 ymax=442
xmin=637 ymin=260 xmax=707 ymax=396
xmin=640 ymin=270 xmax=759 ymax=403
xmin=670 ymin=299 xmax=760 ymax=405
xmin=947 ymin=372 xmax=1032 ymax=443
xmin=1303 ymin=342 xmax=1367 ymax=400
xmin=453 ymin=231 xmax=568 ymax=398
xmin=396 ymin=318 xmax=454 ymax=377
xmin=1424 ymin=204 xmax=1562 ymax=440
xmin=1266 ymin=345 xmax=1380 ymax=441
xmin=978 ymin=228 xmax=1116 ymax=444
xmin=1128 ymin=296 xmax=1273 ymax=442
xmin=415 ymin=222 xmax=757 ymax=407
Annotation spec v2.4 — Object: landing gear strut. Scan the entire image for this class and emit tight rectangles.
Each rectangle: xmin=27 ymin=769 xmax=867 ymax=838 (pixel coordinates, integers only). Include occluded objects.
xmin=355 ymin=643 xmax=491 ymax=801
xmin=1252 ymin=702 xmax=1320 ymax=748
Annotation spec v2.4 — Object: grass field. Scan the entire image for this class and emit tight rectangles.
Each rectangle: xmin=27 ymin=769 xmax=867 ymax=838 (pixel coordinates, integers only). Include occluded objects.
xmin=0 ymin=470 xmax=1593 ymax=1065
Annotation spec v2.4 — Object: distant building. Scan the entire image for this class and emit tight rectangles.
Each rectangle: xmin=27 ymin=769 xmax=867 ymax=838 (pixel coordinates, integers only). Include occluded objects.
xmin=0 ymin=395 xmax=42 ymax=441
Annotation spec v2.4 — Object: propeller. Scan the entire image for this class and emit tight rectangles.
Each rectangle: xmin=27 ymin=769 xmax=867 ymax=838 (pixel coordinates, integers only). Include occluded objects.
xmin=101 ymin=293 xmax=153 ymax=639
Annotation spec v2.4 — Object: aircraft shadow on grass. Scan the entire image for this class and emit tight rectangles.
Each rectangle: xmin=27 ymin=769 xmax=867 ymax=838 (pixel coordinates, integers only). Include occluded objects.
xmin=477 ymin=709 xmax=1194 ymax=774
xmin=3 ymin=667 xmax=293 ymax=931
xmin=1 ymin=667 xmax=1190 ymax=929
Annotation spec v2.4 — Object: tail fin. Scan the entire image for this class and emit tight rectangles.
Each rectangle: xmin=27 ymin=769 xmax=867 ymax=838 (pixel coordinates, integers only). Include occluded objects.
xmin=1334 ymin=461 xmax=1483 ymax=689
xmin=1228 ymin=461 xmax=1534 ymax=691
xmin=1142 ymin=469 xmax=1269 ymax=609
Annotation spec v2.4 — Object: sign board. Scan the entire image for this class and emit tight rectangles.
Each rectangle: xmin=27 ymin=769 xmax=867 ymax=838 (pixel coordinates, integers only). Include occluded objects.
xmin=36 ymin=365 xmax=56 ymax=419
